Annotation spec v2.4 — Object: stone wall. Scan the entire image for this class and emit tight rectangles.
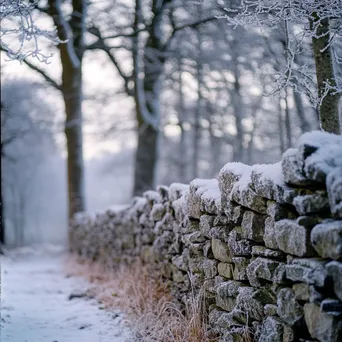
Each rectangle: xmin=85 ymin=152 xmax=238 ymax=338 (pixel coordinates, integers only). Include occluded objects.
xmin=70 ymin=131 xmax=342 ymax=342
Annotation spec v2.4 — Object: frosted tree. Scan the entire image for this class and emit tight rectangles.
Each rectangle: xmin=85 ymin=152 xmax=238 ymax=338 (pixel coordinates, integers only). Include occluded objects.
xmin=220 ymin=0 xmax=342 ymax=134
xmin=0 ymin=0 xmax=61 ymax=62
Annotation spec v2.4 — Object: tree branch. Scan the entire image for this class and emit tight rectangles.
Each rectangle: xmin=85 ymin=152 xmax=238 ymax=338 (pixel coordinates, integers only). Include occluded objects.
xmin=0 ymin=47 xmax=61 ymax=91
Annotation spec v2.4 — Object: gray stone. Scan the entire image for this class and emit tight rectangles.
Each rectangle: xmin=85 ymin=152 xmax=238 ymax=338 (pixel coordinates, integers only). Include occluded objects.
xmin=326 ymin=261 xmax=342 ymax=301
xmin=218 ymin=262 xmax=234 ymax=279
xmin=247 ymin=257 xmax=284 ymax=287
xmin=209 ymin=225 xmax=233 ymax=241
xmin=216 ymin=281 xmax=239 ymax=311
xmin=304 ymin=141 xmax=342 ymax=184
xmin=212 ymin=239 xmax=232 ymax=262
xmin=236 ymin=287 xmax=276 ymax=321
xmin=241 ymin=211 xmax=266 ymax=242
xmin=150 ymin=203 xmax=166 ymax=221
xmin=327 ymin=168 xmax=342 ymax=218
xmin=228 ymin=229 xmax=253 ymax=256
xmin=258 ymin=317 xmax=283 ymax=342
xmin=172 ymin=254 xmax=188 ymax=272
xmin=251 ymin=163 xmax=287 ymax=202
xmin=199 ymin=215 xmax=215 ymax=238
xmin=264 ymin=217 xmax=278 ymax=249
xmin=293 ymin=283 xmax=310 ymax=301
xmin=202 ymin=259 xmax=218 ymax=279
xmin=293 ymin=192 xmax=330 ymax=215
xmin=285 ymin=258 xmax=328 ymax=288
xmin=273 ymin=264 xmax=289 ymax=284
xmin=267 ymin=200 xmax=297 ymax=221
xmin=304 ymin=303 xmax=342 ymax=342
xmin=232 ymin=257 xmax=249 ymax=281
xmin=181 ymin=231 xmax=206 ymax=244
xmin=277 ymin=288 xmax=303 ymax=325
xmin=282 ymin=148 xmax=309 ymax=186
xmin=223 ymin=203 xmax=245 ymax=225
xmin=274 ymin=219 xmax=314 ymax=257
xmin=311 ymin=220 xmax=342 ymax=260
xmin=252 ymin=246 xmax=286 ymax=259
xmin=231 ymin=185 xmax=268 ymax=214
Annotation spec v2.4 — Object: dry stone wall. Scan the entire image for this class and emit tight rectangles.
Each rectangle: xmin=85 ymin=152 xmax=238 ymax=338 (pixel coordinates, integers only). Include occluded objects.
xmin=70 ymin=131 xmax=342 ymax=342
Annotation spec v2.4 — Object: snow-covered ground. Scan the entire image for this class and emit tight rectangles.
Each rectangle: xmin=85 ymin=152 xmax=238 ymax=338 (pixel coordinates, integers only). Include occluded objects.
xmin=0 ymin=245 xmax=132 ymax=342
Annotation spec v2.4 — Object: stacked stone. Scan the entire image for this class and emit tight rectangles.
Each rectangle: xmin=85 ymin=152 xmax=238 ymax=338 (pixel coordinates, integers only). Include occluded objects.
xmin=69 ymin=131 xmax=342 ymax=342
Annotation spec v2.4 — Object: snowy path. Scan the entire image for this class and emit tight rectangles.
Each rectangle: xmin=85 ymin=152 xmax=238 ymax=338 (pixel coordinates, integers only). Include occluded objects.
xmin=1 ymin=246 xmax=131 ymax=342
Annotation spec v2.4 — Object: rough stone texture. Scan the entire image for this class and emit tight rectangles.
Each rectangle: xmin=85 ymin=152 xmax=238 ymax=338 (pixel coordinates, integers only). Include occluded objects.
xmin=274 ymin=219 xmax=314 ymax=257
xmin=327 ymin=167 xmax=342 ymax=217
xmin=304 ymin=303 xmax=342 ymax=342
xmin=70 ymin=131 xmax=342 ymax=342
xmin=326 ymin=261 xmax=342 ymax=301
xmin=277 ymin=288 xmax=304 ymax=325
xmin=311 ymin=220 xmax=342 ymax=260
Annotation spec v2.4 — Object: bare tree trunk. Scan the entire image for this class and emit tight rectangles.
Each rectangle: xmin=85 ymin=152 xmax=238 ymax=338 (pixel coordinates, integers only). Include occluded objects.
xmin=232 ymin=65 xmax=244 ymax=161
xmin=311 ymin=16 xmax=341 ymax=133
xmin=132 ymin=0 xmax=164 ymax=195
xmin=49 ymin=0 xmax=87 ymax=219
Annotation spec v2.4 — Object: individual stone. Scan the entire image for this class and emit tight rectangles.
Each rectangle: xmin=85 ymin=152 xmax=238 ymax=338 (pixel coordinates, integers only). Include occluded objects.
xmin=236 ymin=287 xmax=276 ymax=321
xmin=209 ymin=225 xmax=233 ymax=241
xmin=241 ymin=211 xmax=267 ymax=242
xmin=264 ymin=217 xmax=278 ymax=249
xmin=227 ymin=204 xmax=245 ymax=225
xmin=172 ymin=254 xmax=188 ymax=272
xmin=326 ymin=261 xmax=342 ymax=301
xmin=274 ymin=219 xmax=314 ymax=257
xmin=277 ymin=288 xmax=303 ymax=326
xmin=169 ymin=183 xmax=189 ymax=202
xmin=267 ymin=200 xmax=298 ymax=221
xmin=212 ymin=239 xmax=232 ymax=262
xmin=251 ymin=162 xmax=286 ymax=202
xmin=304 ymin=303 xmax=342 ymax=342
xmin=293 ymin=192 xmax=330 ymax=215
xmin=227 ymin=229 xmax=253 ymax=256
xmin=202 ymin=259 xmax=218 ymax=279
xmin=181 ymin=231 xmax=206 ymax=244
xmin=273 ymin=264 xmax=289 ymax=284
xmin=247 ymin=257 xmax=284 ymax=287
xmin=327 ymin=167 xmax=342 ymax=218
xmin=199 ymin=215 xmax=215 ymax=238
xmin=282 ymin=148 xmax=309 ymax=186
xmin=150 ymin=203 xmax=166 ymax=221
xmin=311 ymin=220 xmax=342 ymax=260
xmin=216 ymin=281 xmax=239 ymax=311
xmin=232 ymin=257 xmax=249 ymax=281
xmin=252 ymin=246 xmax=286 ymax=259
xmin=258 ymin=317 xmax=284 ymax=342
xmin=218 ymin=262 xmax=234 ymax=279
xmin=231 ymin=185 xmax=268 ymax=214
xmin=293 ymin=283 xmax=310 ymax=301
xmin=285 ymin=258 xmax=328 ymax=288
xmin=304 ymin=141 xmax=342 ymax=184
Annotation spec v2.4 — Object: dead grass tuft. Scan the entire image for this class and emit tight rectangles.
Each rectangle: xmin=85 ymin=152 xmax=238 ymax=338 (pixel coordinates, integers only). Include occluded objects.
xmin=66 ymin=255 xmax=213 ymax=342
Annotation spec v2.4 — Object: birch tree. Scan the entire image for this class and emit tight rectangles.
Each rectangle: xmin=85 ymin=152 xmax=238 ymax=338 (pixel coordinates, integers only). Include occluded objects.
xmin=220 ymin=0 xmax=342 ymax=134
